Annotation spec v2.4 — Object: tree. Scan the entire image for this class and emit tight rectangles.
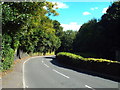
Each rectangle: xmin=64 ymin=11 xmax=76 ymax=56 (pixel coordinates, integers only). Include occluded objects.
xmin=73 ymin=19 xmax=98 ymax=53
xmin=56 ymin=30 xmax=77 ymax=53
xmin=2 ymin=1 xmax=61 ymax=70
xmin=52 ymin=20 xmax=64 ymax=38
xmin=73 ymin=1 xmax=120 ymax=60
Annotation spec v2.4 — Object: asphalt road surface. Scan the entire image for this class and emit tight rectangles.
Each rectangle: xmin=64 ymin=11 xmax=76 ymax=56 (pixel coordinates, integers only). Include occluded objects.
xmin=23 ymin=56 xmax=119 ymax=89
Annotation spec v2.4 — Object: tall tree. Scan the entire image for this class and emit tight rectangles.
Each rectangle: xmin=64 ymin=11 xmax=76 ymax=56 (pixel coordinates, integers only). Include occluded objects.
xmin=1 ymin=1 xmax=61 ymax=70
xmin=56 ymin=30 xmax=77 ymax=53
xmin=73 ymin=1 xmax=120 ymax=60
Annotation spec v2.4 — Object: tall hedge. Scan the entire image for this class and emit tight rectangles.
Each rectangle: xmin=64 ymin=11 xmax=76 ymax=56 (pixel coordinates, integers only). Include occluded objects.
xmin=2 ymin=34 xmax=14 ymax=71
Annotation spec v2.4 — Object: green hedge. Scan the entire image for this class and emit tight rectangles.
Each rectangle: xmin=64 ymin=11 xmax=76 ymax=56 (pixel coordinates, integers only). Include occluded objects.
xmin=1 ymin=34 xmax=15 ymax=71
xmin=56 ymin=52 xmax=120 ymax=78
xmin=57 ymin=52 xmax=119 ymax=63
xmin=2 ymin=47 xmax=14 ymax=71
xmin=57 ymin=52 xmax=83 ymax=60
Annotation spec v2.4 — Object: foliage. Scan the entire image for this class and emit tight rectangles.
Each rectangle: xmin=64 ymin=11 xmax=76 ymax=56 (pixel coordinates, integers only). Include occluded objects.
xmin=2 ymin=34 xmax=14 ymax=70
xmin=56 ymin=30 xmax=77 ymax=53
xmin=2 ymin=48 xmax=14 ymax=71
xmin=73 ymin=19 xmax=98 ymax=53
xmin=2 ymin=1 xmax=120 ymax=71
xmin=73 ymin=1 xmax=120 ymax=60
xmin=2 ymin=2 xmax=61 ymax=71
xmin=53 ymin=20 xmax=64 ymax=38
xmin=56 ymin=52 xmax=119 ymax=63
xmin=56 ymin=52 xmax=120 ymax=78
xmin=57 ymin=52 xmax=83 ymax=59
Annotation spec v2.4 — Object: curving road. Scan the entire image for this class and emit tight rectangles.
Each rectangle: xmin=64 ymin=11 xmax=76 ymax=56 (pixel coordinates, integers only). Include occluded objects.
xmin=23 ymin=56 xmax=119 ymax=89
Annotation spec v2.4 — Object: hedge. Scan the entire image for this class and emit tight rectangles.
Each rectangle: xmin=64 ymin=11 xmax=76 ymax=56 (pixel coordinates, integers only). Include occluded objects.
xmin=2 ymin=47 xmax=14 ymax=71
xmin=57 ymin=52 xmax=119 ymax=63
xmin=56 ymin=52 xmax=120 ymax=79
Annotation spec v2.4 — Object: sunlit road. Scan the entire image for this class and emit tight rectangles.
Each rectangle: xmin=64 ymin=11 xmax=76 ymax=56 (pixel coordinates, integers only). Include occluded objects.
xmin=23 ymin=56 xmax=119 ymax=89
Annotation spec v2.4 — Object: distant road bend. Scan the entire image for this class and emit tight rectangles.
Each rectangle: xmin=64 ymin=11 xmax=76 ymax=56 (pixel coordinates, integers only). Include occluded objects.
xmin=23 ymin=56 xmax=119 ymax=89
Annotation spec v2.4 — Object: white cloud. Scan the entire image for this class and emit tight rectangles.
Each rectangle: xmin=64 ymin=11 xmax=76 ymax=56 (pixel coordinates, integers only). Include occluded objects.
xmin=102 ymin=7 xmax=108 ymax=13
xmin=43 ymin=2 xmax=68 ymax=10
xmin=61 ymin=22 xmax=81 ymax=31
xmin=95 ymin=7 xmax=98 ymax=9
xmin=52 ymin=2 xmax=69 ymax=9
xmin=43 ymin=6 xmax=47 ymax=10
xmin=90 ymin=7 xmax=98 ymax=10
xmin=91 ymin=8 xmax=94 ymax=10
xmin=83 ymin=12 xmax=91 ymax=15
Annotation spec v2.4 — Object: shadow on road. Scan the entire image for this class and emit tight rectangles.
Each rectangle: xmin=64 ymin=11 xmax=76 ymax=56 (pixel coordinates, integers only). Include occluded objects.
xmin=44 ymin=56 xmax=55 ymax=59
xmin=45 ymin=56 xmax=120 ymax=82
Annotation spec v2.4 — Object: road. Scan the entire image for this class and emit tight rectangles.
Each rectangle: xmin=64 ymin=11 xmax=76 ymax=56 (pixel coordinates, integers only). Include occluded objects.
xmin=23 ymin=56 xmax=119 ymax=89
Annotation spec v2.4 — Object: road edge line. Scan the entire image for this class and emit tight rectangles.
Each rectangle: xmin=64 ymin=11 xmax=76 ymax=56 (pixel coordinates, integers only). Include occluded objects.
xmin=23 ymin=56 xmax=43 ymax=88
xmin=23 ymin=58 xmax=30 ymax=88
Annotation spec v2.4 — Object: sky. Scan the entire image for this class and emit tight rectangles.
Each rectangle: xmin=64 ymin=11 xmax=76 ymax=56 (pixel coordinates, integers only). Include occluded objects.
xmin=48 ymin=1 xmax=118 ymax=31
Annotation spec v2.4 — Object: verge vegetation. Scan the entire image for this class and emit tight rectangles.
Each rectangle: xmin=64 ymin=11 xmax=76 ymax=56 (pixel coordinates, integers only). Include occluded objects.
xmin=56 ymin=52 xmax=120 ymax=78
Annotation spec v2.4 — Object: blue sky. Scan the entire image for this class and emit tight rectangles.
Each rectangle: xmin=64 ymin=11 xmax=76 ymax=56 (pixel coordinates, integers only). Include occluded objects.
xmin=48 ymin=1 xmax=116 ymax=31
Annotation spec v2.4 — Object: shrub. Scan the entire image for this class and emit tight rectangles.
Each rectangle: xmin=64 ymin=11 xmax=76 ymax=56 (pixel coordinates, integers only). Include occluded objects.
xmin=56 ymin=52 xmax=119 ymax=63
xmin=56 ymin=52 xmax=120 ymax=78
xmin=2 ymin=47 xmax=14 ymax=71
xmin=2 ymin=34 xmax=15 ymax=71
xmin=83 ymin=58 xmax=119 ymax=63
xmin=57 ymin=52 xmax=83 ymax=59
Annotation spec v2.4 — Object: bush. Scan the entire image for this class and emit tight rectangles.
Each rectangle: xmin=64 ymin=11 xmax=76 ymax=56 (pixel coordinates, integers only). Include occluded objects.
xmin=57 ymin=52 xmax=83 ymax=59
xmin=56 ymin=52 xmax=120 ymax=78
xmin=56 ymin=52 xmax=119 ymax=63
xmin=2 ymin=47 xmax=14 ymax=71
xmin=2 ymin=34 xmax=15 ymax=71
xmin=56 ymin=52 xmax=84 ymax=65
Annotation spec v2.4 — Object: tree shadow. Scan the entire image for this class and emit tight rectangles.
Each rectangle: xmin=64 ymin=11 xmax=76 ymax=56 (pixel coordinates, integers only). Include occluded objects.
xmin=44 ymin=56 xmax=56 ymax=59
xmin=49 ymin=57 xmax=120 ymax=82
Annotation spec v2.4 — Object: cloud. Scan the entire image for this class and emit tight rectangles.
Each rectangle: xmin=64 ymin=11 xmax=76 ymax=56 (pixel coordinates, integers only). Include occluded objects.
xmin=43 ymin=2 xmax=68 ymax=10
xmin=90 ymin=7 xmax=98 ymax=10
xmin=61 ymin=22 xmax=81 ymax=31
xmin=52 ymin=2 xmax=69 ymax=9
xmin=43 ymin=6 xmax=47 ymax=10
xmin=83 ymin=12 xmax=91 ymax=15
xmin=102 ymin=7 xmax=108 ymax=13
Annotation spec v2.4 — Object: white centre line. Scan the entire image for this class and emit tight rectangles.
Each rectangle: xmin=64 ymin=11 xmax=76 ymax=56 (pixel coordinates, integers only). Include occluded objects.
xmin=42 ymin=60 xmax=49 ymax=68
xmin=44 ymin=63 xmax=49 ymax=68
xmin=85 ymin=85 xmax=95 ymax=90
xmin=53 ymin=69 xmax=70 ymax=79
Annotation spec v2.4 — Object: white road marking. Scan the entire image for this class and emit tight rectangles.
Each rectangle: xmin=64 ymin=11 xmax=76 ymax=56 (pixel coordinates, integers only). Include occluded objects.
xmin=26 ymin=85 xmax=29 ymax=88
xmin=23 ymin=56 xmax=53 ymax=88
xmin=85 ymin=85 xmax=95 ymax=90
xmin=42 ymin=60 xmax=49 ymax=68
xmin=44 ymin=63 xmax=49 ymax=68
xmin=53 ymin=69 xmax=70 ymax=79
xmin=23 ymin=56 xmax=43 ymax=88
xmin=23 ymin=58 xmax=30 ymax=88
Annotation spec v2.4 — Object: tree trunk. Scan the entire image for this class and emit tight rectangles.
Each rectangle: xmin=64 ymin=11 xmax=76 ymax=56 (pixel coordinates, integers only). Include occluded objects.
xmin=17 ymin=46 xmax=21 ymax=59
